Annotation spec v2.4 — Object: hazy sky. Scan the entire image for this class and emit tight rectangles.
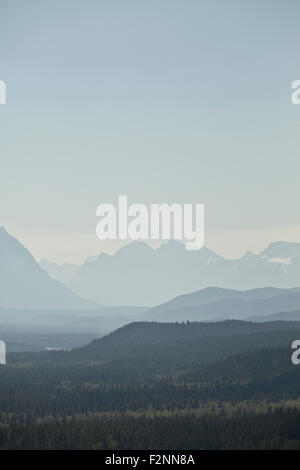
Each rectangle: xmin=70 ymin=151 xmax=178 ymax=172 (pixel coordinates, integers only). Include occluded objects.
xmin=0 ymin=0 xmax=300 ymax=263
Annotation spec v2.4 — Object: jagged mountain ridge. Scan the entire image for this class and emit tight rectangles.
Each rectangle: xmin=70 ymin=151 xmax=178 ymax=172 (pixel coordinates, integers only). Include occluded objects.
xmin=61 ymin=240 xmax=300 ymax=306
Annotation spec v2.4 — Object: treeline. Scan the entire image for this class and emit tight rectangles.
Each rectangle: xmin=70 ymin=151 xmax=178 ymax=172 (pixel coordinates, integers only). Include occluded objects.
xmin=1 ymin=408 xmax=300 ymax=450
xmin=8 ymin=320 xmax=300 ymax=378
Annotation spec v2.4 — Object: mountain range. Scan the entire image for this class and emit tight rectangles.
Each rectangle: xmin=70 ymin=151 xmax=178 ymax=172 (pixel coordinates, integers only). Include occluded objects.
xmin=41 ymin=239 xmax=300 ymax=306
xmin=3 ymin=225 xmax=300 ymax=311
xmin=2 ymin=285 xmax=300 ymax=351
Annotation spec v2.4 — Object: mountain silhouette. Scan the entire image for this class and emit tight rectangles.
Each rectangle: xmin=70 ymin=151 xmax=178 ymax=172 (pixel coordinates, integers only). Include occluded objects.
xmin=63 ymin=240 xmax=300 ymax=306
xmin=0 ymin=227 xmax=97 ymax=309
xmin=143 ymin=286 xmax=300 ymax=322
xmin=39 ymin=259 xmax=79 ymax=284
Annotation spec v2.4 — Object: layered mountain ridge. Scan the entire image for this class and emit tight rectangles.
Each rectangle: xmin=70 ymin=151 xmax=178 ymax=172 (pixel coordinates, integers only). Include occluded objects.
xmin=59 ymin=240 xmax=300 ymax=305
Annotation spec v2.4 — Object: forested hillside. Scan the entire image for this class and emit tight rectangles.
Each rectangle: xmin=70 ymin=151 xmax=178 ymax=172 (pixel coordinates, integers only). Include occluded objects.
xmin=1 ymin=320 xmax=300 ymax=449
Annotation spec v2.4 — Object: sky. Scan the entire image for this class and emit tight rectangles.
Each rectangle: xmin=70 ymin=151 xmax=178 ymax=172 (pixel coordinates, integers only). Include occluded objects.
xmin=0 ymin=0 xmax=300 ymax=264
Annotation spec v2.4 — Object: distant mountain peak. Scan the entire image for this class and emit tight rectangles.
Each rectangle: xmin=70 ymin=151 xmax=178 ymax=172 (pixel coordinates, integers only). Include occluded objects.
xmin=241 ymin=250 xmax=257 ymax=260
xmin=0 ymin=228 xmax=97 ymax=309
xmin=261 ymin=241 xmax=300 ymax=260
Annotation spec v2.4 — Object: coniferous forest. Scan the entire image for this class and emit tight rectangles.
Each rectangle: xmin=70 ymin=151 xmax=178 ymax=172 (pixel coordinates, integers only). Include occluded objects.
xmin=1 ymin=320 xmax=300 ymax=449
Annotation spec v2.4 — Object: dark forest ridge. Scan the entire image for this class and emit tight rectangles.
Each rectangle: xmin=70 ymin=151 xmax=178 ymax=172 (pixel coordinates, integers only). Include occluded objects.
xmin=27 ymin=318 xmax=300 ymax=371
